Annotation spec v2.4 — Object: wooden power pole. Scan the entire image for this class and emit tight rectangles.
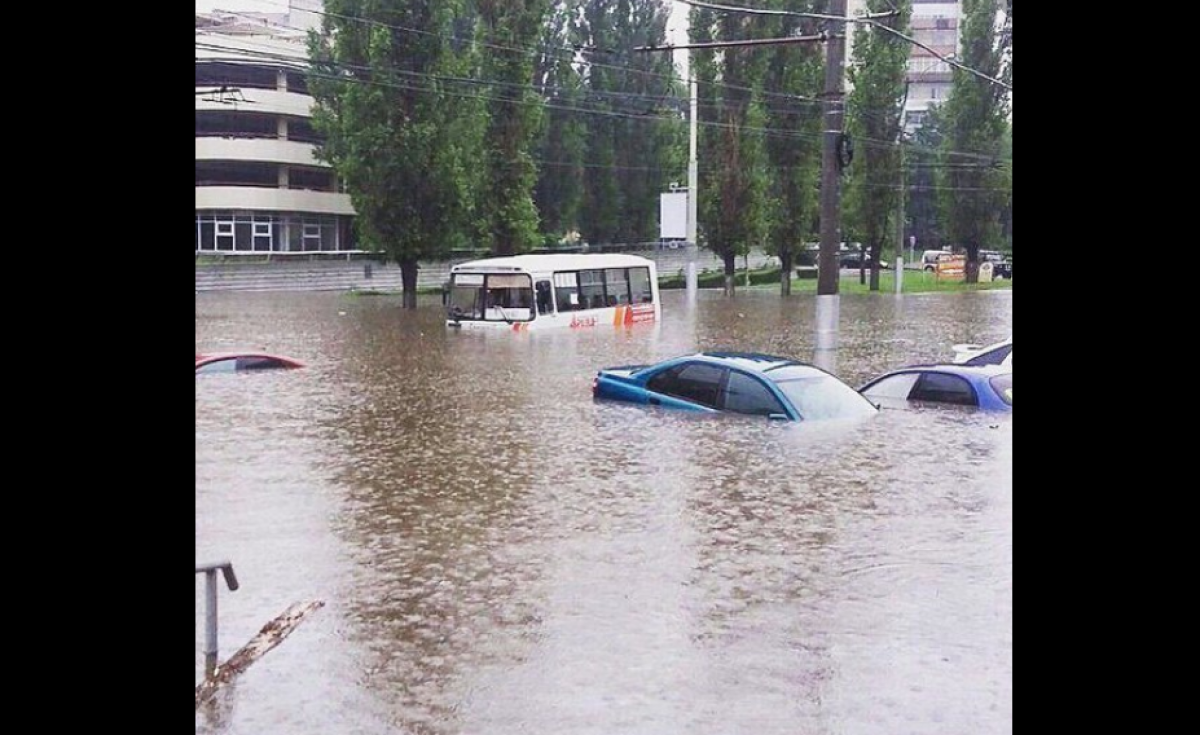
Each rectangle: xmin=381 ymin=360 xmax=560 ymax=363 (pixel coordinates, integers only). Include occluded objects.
xmin=817 ymin=0 xmax=848 ymax=296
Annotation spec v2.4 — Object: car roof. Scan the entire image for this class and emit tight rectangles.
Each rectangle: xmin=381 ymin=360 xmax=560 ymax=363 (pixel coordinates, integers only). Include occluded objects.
xmin=451 ymin=253 xmax=654 ymax=272
xmin=196 ymin=351 xmax=303 ymax=366
xmin=881 ymin=363 xmax=1010 ymax=380
xmin=678 ymin=352 xmax=804 ymax=374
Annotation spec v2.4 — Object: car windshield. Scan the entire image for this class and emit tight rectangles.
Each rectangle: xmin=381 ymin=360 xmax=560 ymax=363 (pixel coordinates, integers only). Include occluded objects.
xmin=965 ymin=342 xmax=1012 ymax=366
xmin=989 ymin=373 xmax=1013 ymax=405
xmin=766 ymin=365 xmax=878 ymax=421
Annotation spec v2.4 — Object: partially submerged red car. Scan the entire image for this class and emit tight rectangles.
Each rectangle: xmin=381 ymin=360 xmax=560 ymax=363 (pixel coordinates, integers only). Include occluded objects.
xmin=195 ymin=352 xmax=305 ymax=374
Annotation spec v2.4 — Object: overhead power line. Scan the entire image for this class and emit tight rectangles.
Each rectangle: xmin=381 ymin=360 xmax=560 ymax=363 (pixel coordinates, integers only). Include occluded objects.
xmin=195 ymin=38 xmax=1008 ymax=165
xmin=664 ymin=0 xmax=1012 ymax=92
xmin=672 ymin=0 xmax=899 ymax=23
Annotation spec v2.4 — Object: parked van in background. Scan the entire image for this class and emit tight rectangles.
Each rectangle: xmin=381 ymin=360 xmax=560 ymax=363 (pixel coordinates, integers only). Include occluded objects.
xmin=922 ymin=249 xmax=952 ymax=272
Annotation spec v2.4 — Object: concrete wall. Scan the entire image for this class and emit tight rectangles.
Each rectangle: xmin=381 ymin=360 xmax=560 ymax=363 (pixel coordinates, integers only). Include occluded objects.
xmin=195 ymin=248 xmax=781 ymax=293
xmin=195 ymin=187 xmax=355 ymax=215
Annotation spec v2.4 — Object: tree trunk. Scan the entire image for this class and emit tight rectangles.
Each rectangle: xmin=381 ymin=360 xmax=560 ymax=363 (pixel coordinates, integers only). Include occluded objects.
xmin=868 ymin=244 xmax=881 ymax=292
xmin=400 ymin=258 xmax=419 ymax=309
xmin=964 ymin=245 xmax=980 ymax=284
xmin=780 ymin=249 xmax=793 ymax=296
xmin=723 ymin=252 xmax=737 ymax=296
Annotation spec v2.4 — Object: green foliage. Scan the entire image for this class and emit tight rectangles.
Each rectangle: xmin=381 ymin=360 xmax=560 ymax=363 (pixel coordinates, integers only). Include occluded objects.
xmin=659 ymin=266 xmax=780 ymax=290
xmin=574 ymin=1 xmax=685 ymax=245
xmin=845 ymin=1 xmax=912 ymax=290
xmin=937 ymin=0 xmax=1012 ymax=268
xmin=533 ymin=1 xmax=587 ymax=238
xmin=906 ymin=104 xmax=945 ymax=249
xmin=477 ymin=0 xmax=553 ymax=255
xmin=763 ymin=1 xmax=824 ymax=287
xmin=694 ymin=5 xmax=774 ymax=287
xmin=307 ymin=1 xmax=481 ymax=267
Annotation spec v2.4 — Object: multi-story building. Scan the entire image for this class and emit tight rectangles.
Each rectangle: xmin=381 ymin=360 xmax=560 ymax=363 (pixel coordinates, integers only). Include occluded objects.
xmin=195 ymin=4 xmax=356 ymax=254
xmin=903 ymin=1 xmax=961 ymax=130
xmin=848 ymin=0 xmax=962 ymax=131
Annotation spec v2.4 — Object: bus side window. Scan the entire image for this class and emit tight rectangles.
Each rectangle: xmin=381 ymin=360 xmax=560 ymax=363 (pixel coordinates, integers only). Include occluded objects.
xmin=554 ymin=272 xmax=580 ymax=312
xmin=579 ymin=269 xmax=605 ymax=309
xmin=630 ymin=267 xmax=653 ymax=303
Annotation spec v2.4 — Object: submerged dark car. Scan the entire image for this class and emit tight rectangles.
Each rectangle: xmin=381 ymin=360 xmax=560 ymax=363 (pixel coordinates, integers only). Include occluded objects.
xmin=195 ymin=352 xmax=305 ymax=375
xmin=593 ymin=352 xmax=878 ymax=422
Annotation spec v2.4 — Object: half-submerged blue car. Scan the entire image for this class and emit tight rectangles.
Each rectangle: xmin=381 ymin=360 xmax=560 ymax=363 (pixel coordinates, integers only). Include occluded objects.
xmin=592 ymin=352 xmax=878 ymax=422
xmin=859 ymin=364 xmax=1012 ymax=411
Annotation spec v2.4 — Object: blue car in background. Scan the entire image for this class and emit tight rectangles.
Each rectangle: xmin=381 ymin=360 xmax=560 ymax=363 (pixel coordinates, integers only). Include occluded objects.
xmin=592 ymin=352 xmax=878 ymax=422
xmin=859 ymin=364 xmax=1012 ymax=411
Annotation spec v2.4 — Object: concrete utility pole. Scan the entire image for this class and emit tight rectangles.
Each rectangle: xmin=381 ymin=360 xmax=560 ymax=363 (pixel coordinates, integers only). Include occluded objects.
xmin=895 ymin=83 xmax=910 ymax=295
xmin=637 ymin=1 xmax=872 ymax=321
xmin=687 ymin=73 xmax=699 ymax=302
xmin=896 ymin=123 xmax=906 ymax=295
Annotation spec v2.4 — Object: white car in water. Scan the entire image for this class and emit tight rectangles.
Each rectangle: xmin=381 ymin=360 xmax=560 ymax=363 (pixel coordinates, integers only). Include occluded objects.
xmin=951 ymin=337 xmax=1012 ymax=368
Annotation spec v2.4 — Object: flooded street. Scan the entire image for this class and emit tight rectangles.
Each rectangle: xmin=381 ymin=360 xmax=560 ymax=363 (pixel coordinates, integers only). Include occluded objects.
xmin=196 ymin=288 xmax=1012 ymax=734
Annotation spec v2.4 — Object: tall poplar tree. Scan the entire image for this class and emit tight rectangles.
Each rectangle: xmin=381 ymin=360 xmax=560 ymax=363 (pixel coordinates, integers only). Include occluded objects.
xmin=693 ymin=6 xmax=772 ymax=296
xmin=309 ymin=0 xmax=482 ymax=308
xmin=939 ymin=0 xmax=1011 ymax=282
xmin=477 ymin=0 xmax=553 ymax=255
xmin=845 ymin=0 xmax=911 ymax=291
xmin=763 ymin=0 xmax=824 ymax=296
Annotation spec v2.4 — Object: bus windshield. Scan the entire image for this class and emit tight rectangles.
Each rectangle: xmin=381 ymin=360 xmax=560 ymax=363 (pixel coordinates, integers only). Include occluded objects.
xmin=448 ymin=273 xmax=534 ymax=322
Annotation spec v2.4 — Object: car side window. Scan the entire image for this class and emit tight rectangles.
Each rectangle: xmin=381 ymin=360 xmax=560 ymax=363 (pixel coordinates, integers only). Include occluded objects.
xmin=989 ymin=374 xmax=1013 ymax=405
xmin=196 ymin=359 xmax=237 ymax=374
xmin=646 ymin=366 xmax=680 ymax=396
xmin=861 ymin=373 xmax=921 ymax=400
xmin=647 ymin=363 xmax=726 ymax=408
xmin=910 ymin=372 xmax=977 ymax=406
xmin=723 ymin=370 xmax=785 ymax=416
xmin=238 ymin=356 xmax=282 ymax=371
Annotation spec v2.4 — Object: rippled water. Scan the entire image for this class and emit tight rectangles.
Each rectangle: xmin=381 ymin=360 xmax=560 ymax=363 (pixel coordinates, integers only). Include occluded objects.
xmin=196 ymin=288 xmax=1012 ymax=734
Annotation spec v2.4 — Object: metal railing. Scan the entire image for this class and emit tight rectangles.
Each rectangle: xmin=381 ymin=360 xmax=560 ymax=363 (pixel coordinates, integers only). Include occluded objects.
xmin=196 ymin=561 xmax=239 ymax=677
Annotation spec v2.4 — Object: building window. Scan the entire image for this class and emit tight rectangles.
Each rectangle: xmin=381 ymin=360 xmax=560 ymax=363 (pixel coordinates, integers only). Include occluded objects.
xmin=253 ymin=222 xmax=272 ymax=252
xmin=303 ymin=223 xmax=323 ymax=251
xmin=215 ymin=220 xmax=235 ymax=251
xmin=197 ymin=212 xmax=347 ymax=253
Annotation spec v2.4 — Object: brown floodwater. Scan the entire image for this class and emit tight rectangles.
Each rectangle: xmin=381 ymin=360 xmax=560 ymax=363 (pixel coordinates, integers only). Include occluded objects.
xmin=197 ymin=288 xmax=1012 ymax=734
